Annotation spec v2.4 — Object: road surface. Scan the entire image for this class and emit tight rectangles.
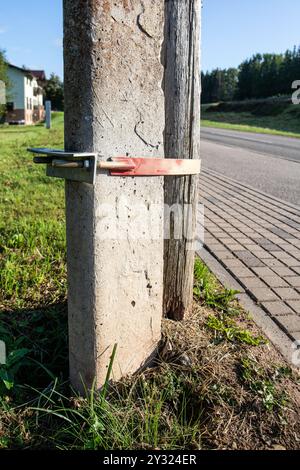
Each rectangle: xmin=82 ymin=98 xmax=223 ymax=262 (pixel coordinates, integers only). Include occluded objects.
xmin=201 ymin=127 xmax=300 ymax=206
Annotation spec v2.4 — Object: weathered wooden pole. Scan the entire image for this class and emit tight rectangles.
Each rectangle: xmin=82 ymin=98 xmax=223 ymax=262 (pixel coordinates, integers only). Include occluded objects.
xmin=63 ymin=0 xmax=165 ymax=393
xmin=163 ymin=0 xmax=201 ymax=320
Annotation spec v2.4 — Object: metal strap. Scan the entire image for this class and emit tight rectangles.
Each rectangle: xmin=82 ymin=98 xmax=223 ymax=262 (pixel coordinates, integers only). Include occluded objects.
xmin=28 ymin=148 xmax=201 ymax=184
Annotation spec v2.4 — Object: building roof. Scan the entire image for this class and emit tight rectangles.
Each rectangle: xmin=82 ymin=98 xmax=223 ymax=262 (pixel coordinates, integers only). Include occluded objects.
xmin=30 ymin=70 xmax=46 ymax=81
xmin=8 ymin=63 xmax=33 ymax=77
xmin=7 ymin=64 xmax=46 ymax=81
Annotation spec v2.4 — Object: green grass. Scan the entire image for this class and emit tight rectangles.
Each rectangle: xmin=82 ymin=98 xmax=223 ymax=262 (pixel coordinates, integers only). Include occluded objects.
xmin=194 ymin=259 xmax=265 ymax=347
xmin=201 ymin=118 xmax=300 ymax=139
xmin=27 ymin=367 xmax=203 ymax=450
xmin=201 ymin=100 xmax=300 ymax=138
xmin=0 ymin=113 xmax=66 ymax=310
xmin=0 ymin=118 xmax=204 ymax=449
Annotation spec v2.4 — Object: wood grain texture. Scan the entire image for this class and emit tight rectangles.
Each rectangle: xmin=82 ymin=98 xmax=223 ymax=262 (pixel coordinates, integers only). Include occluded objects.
xmin=163 ymin=0 xmax=201 ymax=320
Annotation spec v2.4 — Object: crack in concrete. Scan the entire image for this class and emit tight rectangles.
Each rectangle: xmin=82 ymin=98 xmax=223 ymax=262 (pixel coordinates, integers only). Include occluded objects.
xmin=137 ymin=2 xmax=153 ymax=39
xmin=134 ymin=114 xmax=158 ymax=149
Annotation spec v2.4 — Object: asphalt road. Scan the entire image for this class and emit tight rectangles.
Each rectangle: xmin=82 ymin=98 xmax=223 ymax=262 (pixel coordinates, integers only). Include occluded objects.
xmin=201 ymin=127 xmax=300 ymax=206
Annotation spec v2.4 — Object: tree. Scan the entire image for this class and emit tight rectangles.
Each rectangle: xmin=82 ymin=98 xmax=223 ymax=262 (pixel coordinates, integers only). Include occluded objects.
xmin=201 ymin=68 xmax=238 ymax=103
xmin=237 ymin=54 xmax=263 ymax=100
xmin=236 ymin=51 xmax=291 ymax=100
xmin=44 ymin=73 xmax=64 ymax=111
xmin=203 ymin=45 xmax=300 ymax=104
xmin=222 ymin=68 xmax=239 ymax=101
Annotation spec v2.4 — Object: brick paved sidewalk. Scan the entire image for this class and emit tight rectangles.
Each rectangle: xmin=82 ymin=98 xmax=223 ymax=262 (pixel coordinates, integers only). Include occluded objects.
xmin=198 ymin=168 xmax=300 ymax=343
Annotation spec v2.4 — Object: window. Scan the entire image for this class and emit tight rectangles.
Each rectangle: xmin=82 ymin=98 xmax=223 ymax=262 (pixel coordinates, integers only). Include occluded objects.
xmin=6 ymin=102 xmax=14 ymax=111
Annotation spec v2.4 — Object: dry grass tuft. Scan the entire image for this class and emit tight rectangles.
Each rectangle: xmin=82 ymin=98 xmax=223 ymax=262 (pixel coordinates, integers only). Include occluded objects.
xmin=155 ymin=300 xmax=300 ymax=450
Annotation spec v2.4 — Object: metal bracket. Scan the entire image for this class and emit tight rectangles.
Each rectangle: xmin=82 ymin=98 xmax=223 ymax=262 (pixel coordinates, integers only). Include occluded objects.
xmin=28 ymin=148 xmax=97 ymax=184
xmin=28 ymin=148 xmax=201 ymax=185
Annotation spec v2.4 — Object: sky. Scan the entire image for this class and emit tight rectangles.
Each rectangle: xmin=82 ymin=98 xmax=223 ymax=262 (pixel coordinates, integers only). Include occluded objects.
xmin=0 ymin=0 xmax=300 ymax=78
xmin=202 ymin=0 xmax=300 ymax=72
xmin=0 ymin=0 xmax=63 ymax=78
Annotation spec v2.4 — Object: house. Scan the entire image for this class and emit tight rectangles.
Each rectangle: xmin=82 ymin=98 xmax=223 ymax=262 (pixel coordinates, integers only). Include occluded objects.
xmin=5 ymin=64 xmax=45 ymax=125
xmin=30 ymin=70 xmax=46 ymax=85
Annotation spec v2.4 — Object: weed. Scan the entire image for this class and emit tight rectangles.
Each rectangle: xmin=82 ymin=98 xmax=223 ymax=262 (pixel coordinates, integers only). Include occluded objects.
xmin=194 ymin=258 xmax=239 ymax=314
xmin=194 ymin=258 xmax=264 ymax=346
xmin=240 ymin=358 xmax=287 ymax=412
xmin=0 ymin=348 xmax=30 ymax=394
xmin=206 ymin=315 xmax=265 ymax=346
xmin=24 ymin=364 xmax=202 ymax=450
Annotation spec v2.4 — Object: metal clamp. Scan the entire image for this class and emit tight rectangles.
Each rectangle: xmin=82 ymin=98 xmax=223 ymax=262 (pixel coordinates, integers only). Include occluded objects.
xmin=28 ymin=148 xmax=201 ymax=185
xmin=29 ymin=148 xmax=98 ymax=184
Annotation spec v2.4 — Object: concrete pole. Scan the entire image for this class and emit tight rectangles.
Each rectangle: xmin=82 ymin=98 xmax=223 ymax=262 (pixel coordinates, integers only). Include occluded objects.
xmin=45 ymin=100 xmax=51 ymax=129
xmin=163 ymin=0 xmax=201 ymax=320
xmin=63 ymin=0 xmax=165 ymax=392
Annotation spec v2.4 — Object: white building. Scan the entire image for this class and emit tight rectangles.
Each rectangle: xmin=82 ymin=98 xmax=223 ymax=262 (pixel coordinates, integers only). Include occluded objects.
xmin=5 ymin=64 xmax=45 ymax=125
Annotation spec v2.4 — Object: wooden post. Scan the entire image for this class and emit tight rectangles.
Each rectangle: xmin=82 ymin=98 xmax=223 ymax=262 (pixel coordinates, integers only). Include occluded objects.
xmin=163 ymin=0 xmax=201 ymax=320
xmin=45 ymin=101 xmax=51 ymax=129
xmin=63 ymin=0 xmax=165 ymax=393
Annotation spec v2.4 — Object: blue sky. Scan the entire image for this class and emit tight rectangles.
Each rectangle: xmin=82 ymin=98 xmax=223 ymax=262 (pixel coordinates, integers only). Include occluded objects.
xmin=0 ymin=0 xmax=63 ymax=77
xmin=202 ymin=0 xmax=300 ymax=72
xmin=0 ymin=0 xmax=300 ymax=78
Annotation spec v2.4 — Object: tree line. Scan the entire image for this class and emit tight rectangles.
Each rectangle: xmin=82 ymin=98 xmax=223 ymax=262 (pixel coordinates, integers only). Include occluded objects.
xmin=202 ymin=46 xmax=300 ymax=103
xmin=3 ymin=44 xmax=300 ymax=111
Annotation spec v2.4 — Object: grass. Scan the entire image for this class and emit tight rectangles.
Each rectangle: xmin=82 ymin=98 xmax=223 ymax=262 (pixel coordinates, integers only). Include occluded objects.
xmin=0 ymin=113 xmax=66 ymax=310
xmin=0 ymin=117 xmax=300 ymax=449
xmin=201 ymin=99 xmax=300 ymax=138
xmin=201 ymin=118 xmax=300 ymax=139
xmin=194 ymin=259 xmax=265 ymax=346
xmin=240 ymin=357 xmax=288 ymax=412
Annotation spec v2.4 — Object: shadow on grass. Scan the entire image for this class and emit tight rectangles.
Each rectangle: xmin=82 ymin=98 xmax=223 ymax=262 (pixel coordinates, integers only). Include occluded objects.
xmin=0 ymin=302 xmax=68 ymax=396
